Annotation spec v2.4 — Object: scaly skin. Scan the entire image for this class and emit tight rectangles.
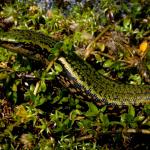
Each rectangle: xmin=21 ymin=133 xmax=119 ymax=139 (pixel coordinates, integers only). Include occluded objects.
xmin=0 ymin=29 xmax=150 ymax=105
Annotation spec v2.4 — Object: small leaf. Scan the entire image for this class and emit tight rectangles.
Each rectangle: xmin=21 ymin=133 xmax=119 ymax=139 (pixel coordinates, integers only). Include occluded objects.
xmin=143 ymin=104 xmax=150 ymax=115
xmin=123 ymin=17 xmax=131 ymax=28
xmin=40 ymin=80 xmax=47 ymax=92
xmin=99 ymin=113 xmax=109 ymax=128
xmin=139 ymin=40 xmax=148 ymax=54
xmin=128 ymin=105 xmax=135 ymax=118
xmin=15 ymin=105 xmax=31 ymax=123
xmin=12 ymin=83 xmax=17 ymax=92
xmin=70 ymin=109 xmax=81 ymax=121
xmin=30 ymin=84 xmax=35 ymax=92
xmin=54 ymin=63 xmax=63 ymax=73
xmin=0 ymin=73 xmax=8 ymax=80
xmin=94 ymin=53 xmax=104 ymax=62
xmin=103 ymin=59 xmax=114 ymax=68
xmin=85 ymin=102 xmax=99 ymax=117
xmin=120 ymin=113 xmax=127 ymax=123
xmin=37 ymin=97 xmax=47 ymax=106
xmin=130 ymin=122 xmax=138 ymax=128
xmin=97 ymin=43 xmax=105 ymax=52
xmin=129 ymin=74 xmax=142 ymax=85
xmin=59 ymin=97 xmax=69 ymax=104
xmin=134 ymin=115 xmax=145 ymax=122
xmin=100 ymin=106 xmax=107 ymax=113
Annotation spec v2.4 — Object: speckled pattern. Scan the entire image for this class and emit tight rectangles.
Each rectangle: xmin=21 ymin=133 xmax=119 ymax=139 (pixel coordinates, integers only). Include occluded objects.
xmin=0 ymin=29 xmax=150 ymax=105
xmin=58 ymin=53 xmax=150 ymax=105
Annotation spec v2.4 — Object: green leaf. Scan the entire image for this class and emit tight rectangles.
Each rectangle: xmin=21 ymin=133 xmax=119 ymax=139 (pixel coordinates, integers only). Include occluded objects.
xmin=121 ymin=113 xmax=134 ymax=124
xmin=37 ymin=97 xmax=47 ymax=106
xmin=143 ymin=104 xmax=150 ymax=115
xmin=70 ymin=109 xmax=81 ymax=124
xmin=120 ymin=113 xmax=127 ymax=123
xmin=130 ymin=122 xmax=138 ymax=128
xmin=30 ymin=84 xmax=35 ymax=92
xmin=85 ymin=102 xmax=99 ymax=117
xmin=40 ymin=80 xmax=47 ymax=92
xmin=100 ymin=106 xmax=107 ymax=113
xmin=77 ymin=119 xmax=93 ymax=129
xmin=103 ymin=59 xmax=114 ymax=68
xmin=134 ymin=115 xmax=145 ymax=122
xmin=128 ymin=105 xmax=135 ymax=118
xmin=129 ymin=74 xmax=142 ymax=85
xmin=0 ymin=73 xmax=9 ymax=80
xmin=96 ymin=43 xmax=105 ymax=52
xmin=59 ymin=97 xmax=69 ymax=104
xmin=99 ymin=113 xmax=109 ymax=128
xmin=54 ymin=63 xmax=63 ymax=73
xmin=12 ymin=83 xmax=17 ymax=92
xmin=123 ymin=17 xmax=131 ymax=28
xmin=120 ymin=107 xmax=135 ymax=126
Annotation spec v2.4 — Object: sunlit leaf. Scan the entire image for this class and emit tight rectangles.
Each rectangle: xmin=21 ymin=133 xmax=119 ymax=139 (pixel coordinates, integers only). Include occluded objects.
xmin=85 ymin=102 xmax=99 ymax=117
xmin=99 ymin=113 xmax=109 ymax=128
xmin=103 ymin=59 xmax=114 ymax=68
xmin=134 ymin=115 xmax=145 ymax=122
xmin=139 ymin=40 xmax=148 ymax=55
xmin=40 ymin=80 xmax=47 ymax=92
xmin=128 ymin=105 xmax=135 ymax=118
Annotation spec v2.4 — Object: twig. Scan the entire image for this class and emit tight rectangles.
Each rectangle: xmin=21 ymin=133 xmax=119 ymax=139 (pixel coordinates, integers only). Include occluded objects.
xmin=46 ymin=57 xmax=57 ymax=72
xmin=123 ymin=128 xmax=150 ymax=135
xmin=33 ymin=81 xmax=40 ymax=95
xmin=94 ymin=51 xmax=116 ymax=60
xmin=86 ymin=25 xmax=111 ymax=51
xmin=77 ymin=128 xmax=150 ymax=141
xmin=77 ymin=134 xmax=93 ymax=141
xmin=85 ymin=25 xmax=111 ymax=59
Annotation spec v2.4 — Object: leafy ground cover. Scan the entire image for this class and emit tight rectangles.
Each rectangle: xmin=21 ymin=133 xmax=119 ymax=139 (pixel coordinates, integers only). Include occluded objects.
xmin=0 ymin=0 xmax=150 ymax=149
